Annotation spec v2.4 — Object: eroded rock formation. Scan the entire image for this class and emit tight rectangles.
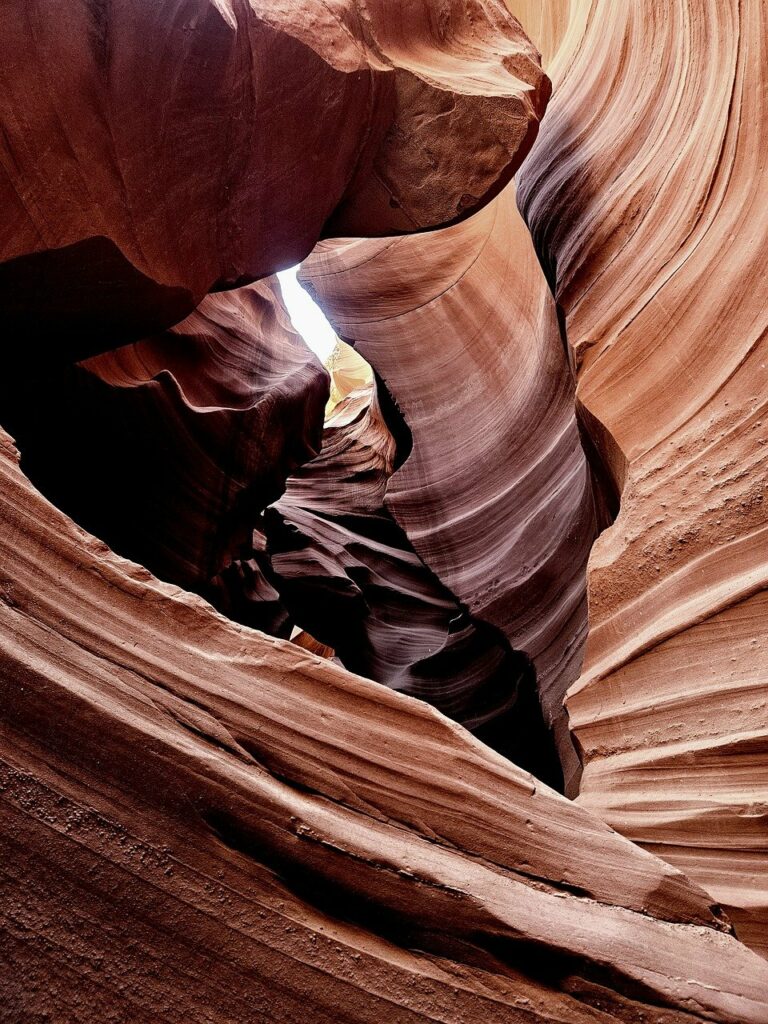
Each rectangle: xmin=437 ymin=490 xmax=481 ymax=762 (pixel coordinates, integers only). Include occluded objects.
xmin=263 ymin=381 xmax=565 ymax=783
xmin=300 ymin=184 xmax=598 ymax=789
xmin=267 ymin=385 xmax=521 ymax=725
xmin=518 ymin=0 xmax=768 ymax=957
xmin=0 ymin=0 xmax=548 ymax=360
xmin=0 ymin=280 xmax=328 ymax=603
xmin=3 ymin=427 xmax=768 ymax=1022
xmin=2 ymin=0 xmax=768 ymax=1018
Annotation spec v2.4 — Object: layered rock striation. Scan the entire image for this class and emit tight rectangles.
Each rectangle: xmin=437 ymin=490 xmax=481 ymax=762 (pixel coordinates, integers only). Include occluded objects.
xmin=518 ymin=0 xmax=768 ymax=957
xmin=2 ymin=426 xmax=768 ymax=1022
xmin=263 ymin=381 xmax=564 ymax=782
xmin=301 ymin=185 xmax=598 ymax=789
xmin=1 ymin=0 xmax=768 ymax=1017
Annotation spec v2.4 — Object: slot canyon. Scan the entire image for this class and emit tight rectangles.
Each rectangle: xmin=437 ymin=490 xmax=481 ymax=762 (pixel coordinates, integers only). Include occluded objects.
xmin=0 ymin=2 xmax=767 ymax=1022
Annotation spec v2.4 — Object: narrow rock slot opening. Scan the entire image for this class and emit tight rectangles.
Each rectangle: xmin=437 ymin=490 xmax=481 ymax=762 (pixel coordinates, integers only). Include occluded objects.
xmin=271 ymin=267 xmax=564 ymax=789
xmin=2 ymin=212 xmax=593 ymax=808
xmin=0 ymin=258 xmax=567 ymax=793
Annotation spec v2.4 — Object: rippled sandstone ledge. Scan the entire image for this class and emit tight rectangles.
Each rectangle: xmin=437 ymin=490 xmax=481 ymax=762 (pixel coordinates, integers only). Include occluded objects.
xmin=2 ymin=426 xmax=768 ymax=1022
xmin=517 ymin=0 xmax=768 ymax=958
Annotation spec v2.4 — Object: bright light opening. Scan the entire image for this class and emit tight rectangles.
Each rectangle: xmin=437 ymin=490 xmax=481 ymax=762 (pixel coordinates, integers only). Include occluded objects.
xmin=278 ymin=264 xmax=373 ymax=420
xmin=277 ymin=265 xmax=338 ymax=365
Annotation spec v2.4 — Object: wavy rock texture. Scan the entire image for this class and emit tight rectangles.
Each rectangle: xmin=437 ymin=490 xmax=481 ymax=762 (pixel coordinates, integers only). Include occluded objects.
xmin=518 ymin=0 xmax=768 ymax=958
xmin=3 ymin=0 xmax=768 ymax=1016
xmin=0 ymin=0 xmax=548 ymax=360
xmin=264 ymin=384 xmax=564 ymax=783
xmin=301 ymin=185 xmax=598 ymax=790
xmin=3 ymin=427 xmax=768 ymax=1023
xmin=504 ymin=1 xmax=576 ymax=67
xmin=0 ymin=280 xmax=328 ymax=603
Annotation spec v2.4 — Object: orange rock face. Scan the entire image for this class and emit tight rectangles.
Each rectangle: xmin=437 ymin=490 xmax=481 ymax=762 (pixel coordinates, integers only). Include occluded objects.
xmin=2 ymin=0 xmax=768 ymax=1020
xmin=518 ymin=0 xmax=768 ymax=959
xmin=0 ymin=0 xmax=548 ymax=359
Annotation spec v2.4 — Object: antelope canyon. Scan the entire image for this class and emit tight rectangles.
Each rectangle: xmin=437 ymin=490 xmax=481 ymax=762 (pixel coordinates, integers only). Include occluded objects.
xmin=1 ymin=2 xmax=767 ymax=1023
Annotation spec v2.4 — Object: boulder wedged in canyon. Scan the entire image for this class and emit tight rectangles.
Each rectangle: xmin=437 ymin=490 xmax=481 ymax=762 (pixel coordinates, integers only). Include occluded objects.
xmin=2 ymin=427 xmax=768 ymax=1022
xmin=517 ymin=0 xmax=768 ymax=958
xmin=0 ymin=0 xmax=549 ymax=361
xmin=0 ymin=280 xmax=329 ymax=603
xmin=300 ymin=185 xmax=598 ymax=791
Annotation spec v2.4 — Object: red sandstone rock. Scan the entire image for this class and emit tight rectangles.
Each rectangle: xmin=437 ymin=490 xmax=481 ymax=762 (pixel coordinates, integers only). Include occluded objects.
xmin=264 ymin=384 xmax=556 ymax=776
xmin=1 ymin=427 xmax=767 ymax=1022
xmin=0 ymin=280 xmax=328 ymax=599
xmin=2 ymin=0 xmax=768 ymax=1016
xmin=301 ymin=184 xmax=598 ymax=790
xmin=517 ymin=0 xmax=768 ymax=959
xmin=0 ymin=0 xmax=549 ymax=360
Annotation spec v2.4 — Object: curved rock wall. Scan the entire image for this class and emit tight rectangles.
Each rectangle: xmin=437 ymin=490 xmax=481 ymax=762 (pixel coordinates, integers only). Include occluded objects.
xmin=2 ymin=426 xmax=768 ymax=1022
xmin=2 ymin=0 xmax=768 ymax=1015
xmin=0 ymin=281 xmax=328 ymax=594
xmin=263 ymin=383 xmax=564 ymax=783
xmin=0 ymin=0 xmax=548 ymax=360
xmin=518 ymin=0 xmax=768 ymax=956
xmin=301 ymin=185 xmax=598 ymax=790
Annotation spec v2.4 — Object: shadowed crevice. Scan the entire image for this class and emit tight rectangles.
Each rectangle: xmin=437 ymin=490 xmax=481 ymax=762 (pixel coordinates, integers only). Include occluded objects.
xmin=0 ymin=237 xmax=194 ymax=364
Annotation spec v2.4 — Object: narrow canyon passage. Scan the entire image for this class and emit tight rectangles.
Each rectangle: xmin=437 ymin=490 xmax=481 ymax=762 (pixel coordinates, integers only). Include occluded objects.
xmin=0 ymin=239 xmax=583 ymax=792
xmin=1 ymin=2 xmax=768 ymax=1021
xmin=299 ymin=184 xmax=601 ymax=791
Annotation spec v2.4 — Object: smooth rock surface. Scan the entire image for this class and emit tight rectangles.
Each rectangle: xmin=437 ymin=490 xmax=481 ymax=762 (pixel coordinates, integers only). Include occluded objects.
xmin=264 ymin=383 xmax=564 ymax=783
xmin=301 ymin=185 xmax=598 ymax=789
xmin=2 ymin=427 xmax=768 ymax=1022
xmin=0 ymin=0 xmax=549 ymax=360
xmin=518 ymin=0 xmax=768 ymax=957
xmin=2 ymin=0 xmax=768 ymax=1015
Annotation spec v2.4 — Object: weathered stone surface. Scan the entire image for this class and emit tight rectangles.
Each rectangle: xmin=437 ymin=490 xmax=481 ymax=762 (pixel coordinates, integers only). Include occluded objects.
xmin=263 ymin=384 xmax=564 ymax=782
xmin=2 ymin=0 xmax=768 ymax=1015
xmin=2 ymin=427 xmax=768 ymax=1022
xmin=0 ymin=0 xmax=549 ymax=360
xmin=518 ymin=0 xmax=768 ymax=958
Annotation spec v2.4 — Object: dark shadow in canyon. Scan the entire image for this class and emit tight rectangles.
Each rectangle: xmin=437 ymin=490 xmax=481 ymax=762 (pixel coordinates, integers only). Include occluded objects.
xmin=0 ymin=343 xmax=565 ymax=793
xmin=250 ymin=367 xmax=565 ymax=791
xmin=0 ymin=237 xmax=194 ymax=364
